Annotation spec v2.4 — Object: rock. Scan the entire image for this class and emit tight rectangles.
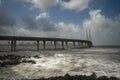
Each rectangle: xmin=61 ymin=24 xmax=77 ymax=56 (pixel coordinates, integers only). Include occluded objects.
xmin=27 ymin=60 xmax=36 ymax=64
xmin=64 ymin=73 xmax=73 ymax=80
xmin=0 ymin=55 xmax=22 ymax=67
xmin=33 ymin=55 xmax=40 ymax=58
xmin=110 ymin=77 xmax=120 ymax=80
xmin=0 ymin=61 xmax=6 ymax=67
xmin=89 ymin=73 xmax=97 ymax=80
xmin=97 ymin=76 xmax=110 ymax=80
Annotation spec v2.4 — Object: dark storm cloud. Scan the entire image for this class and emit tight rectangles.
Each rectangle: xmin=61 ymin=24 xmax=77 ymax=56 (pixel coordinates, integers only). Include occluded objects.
xmin=21 ymin=15 xmax=38 ymax=29
xmin=0 ymin=8 xmax=16 ymax=27
xmin=0 ymin=8 xmax=16 ymax=34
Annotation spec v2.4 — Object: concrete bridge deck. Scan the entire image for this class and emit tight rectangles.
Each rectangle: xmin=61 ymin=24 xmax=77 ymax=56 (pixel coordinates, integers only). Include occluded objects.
xmin=0 ymin=35 xmax=92 ymax=51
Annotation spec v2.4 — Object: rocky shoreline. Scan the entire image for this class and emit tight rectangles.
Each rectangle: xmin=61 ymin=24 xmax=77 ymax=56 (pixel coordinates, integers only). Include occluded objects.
xmin=0 ymin=73 xmax=119 ymax=80
xmin=26 ymin=73 xmax=120 ymax=80
xmin=0 ymin=55 xmax=120 ymax=80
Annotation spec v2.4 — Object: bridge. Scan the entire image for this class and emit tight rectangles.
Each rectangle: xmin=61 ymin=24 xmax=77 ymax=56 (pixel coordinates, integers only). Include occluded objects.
xmin=0 ymin=35 xmax=92 ymax=51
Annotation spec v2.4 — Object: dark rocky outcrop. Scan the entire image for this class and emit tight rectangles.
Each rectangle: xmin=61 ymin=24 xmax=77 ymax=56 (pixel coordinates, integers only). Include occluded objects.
xmin=34 ymin=73 xmax=120 ymax=80
xmin=0 ymin=54 xmax=36 ymax=67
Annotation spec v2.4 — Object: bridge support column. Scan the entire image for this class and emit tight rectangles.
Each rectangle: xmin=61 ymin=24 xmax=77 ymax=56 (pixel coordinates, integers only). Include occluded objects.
xmin=61 ymin=41 xmax=64 ymax=48
xmin=37 ymin=40 xmax=39 ymax=50
xmin=43 ymin=41 xmax=46 ymax=49
xmin=73 ymin=41 xmax=75 ymax=48
xmin=11 ymin=40 xmax=14 ymax=51
xmin=86 ymin=42 xmax=88 ymax=48
xmin=11 ymin=40 xmax=16 ymax=51
xmin=65 ymin=41 xmax=68 ymax=48
xmin=54 ymin=41 xmax=57 ymax=49
xmin=85 ymin=42 xmax=88 ymax=47
xmin=14 ymin=40 xmax=16 ymax=51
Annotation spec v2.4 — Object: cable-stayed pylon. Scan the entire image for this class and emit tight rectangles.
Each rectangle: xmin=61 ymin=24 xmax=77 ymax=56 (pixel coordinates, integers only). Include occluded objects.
xmin=84 ymin=28 xmax=92 ymax=41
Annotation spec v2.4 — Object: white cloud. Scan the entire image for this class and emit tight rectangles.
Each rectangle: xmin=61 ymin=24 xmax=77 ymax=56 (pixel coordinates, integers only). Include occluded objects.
xmin=57 ymin=22 xmax=80 ymax=32
xmin=24 ymin=0 xmax=59 ymax=10
xmin=60 ymin=0 xmax=89 ymax=11
xmin=35 ymin=12 xmax=82 ymax=38
xmin=36 ymin=12 xmax=50 ymax=20
xmin=54 ymin=22 xmax=82 ymax=39
xmin=23 ymin=0 xmax=90 ymax=11
xmin=16 ymin=28 xmax=32 ymax=36
xmin=83 ymin=9 xmax=120 ymax=45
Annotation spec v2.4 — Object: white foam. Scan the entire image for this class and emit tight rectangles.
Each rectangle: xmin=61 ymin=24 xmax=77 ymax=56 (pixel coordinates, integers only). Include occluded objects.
xmin=11 ymin=49 xmax=120 ymax=78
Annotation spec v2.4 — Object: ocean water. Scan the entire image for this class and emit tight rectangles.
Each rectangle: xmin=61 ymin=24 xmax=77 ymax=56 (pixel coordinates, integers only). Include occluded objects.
xmin=0 ymin=47 xmax=120 ymax=79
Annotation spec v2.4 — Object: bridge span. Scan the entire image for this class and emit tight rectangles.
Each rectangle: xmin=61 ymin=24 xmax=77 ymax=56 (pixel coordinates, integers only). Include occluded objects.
xmin=0 ymin=35 xmax=92 ymax=51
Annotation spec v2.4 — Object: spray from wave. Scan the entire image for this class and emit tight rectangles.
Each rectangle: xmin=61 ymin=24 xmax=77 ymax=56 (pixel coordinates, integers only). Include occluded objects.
xmin=11 ymin=48 xmax=120 ymax=79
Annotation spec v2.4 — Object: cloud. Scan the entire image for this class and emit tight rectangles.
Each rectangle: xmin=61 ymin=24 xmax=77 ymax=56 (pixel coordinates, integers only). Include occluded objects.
xmin=0 ymin=8 xmax=16 ymax=27
xmin=22 ymin=15 xmax=38 ymax=29
xmin=21 ymin=12 xmax=82 ymax=39
xmin=15 ymin=28 xmax=32 ymax=36
xmin=0 ymin=8 xmax=32 ymax=36
xmin=57 ymin=22 xmax=80 ymax=32
xmin=36 ymin=12 xmax=57 ymax=31
xmin=38 ymin=22 xmax=82 ymax=39
xmin=0 ymin=8 xmax=16 ymax=34
xmin=36 ymin=12 xmax=49 ymax=20
xmin=24 ymin=0 xmax=59 ymax=10
xmin=54 ymin=22 xmax=82 ymax=39
xmin=22 ymin=12 xmax=57 ymax=31
xmin=22 ymin=0 xmax=90 ymax=11
xmin=83 ymin=9 xmax=120 ymax=45
xmin=60 ymin=0 xmax=89 ymax=11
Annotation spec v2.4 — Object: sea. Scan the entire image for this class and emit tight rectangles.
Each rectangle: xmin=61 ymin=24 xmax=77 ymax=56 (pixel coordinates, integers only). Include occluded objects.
xmin=0 ymin=46 xmax=120 ymax=79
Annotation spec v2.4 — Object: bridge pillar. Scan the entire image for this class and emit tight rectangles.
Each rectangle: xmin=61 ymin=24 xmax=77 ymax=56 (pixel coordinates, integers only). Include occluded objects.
xmin=54 ymin=41 xmax=57 ymax=49
xmin=11 ymin=40 xmax=16 ymax=51
xmin=61 ymin=41 xmax=64 ymax=48
xmin=78 ymin=41 xmax=80 ymax=48
xmin=73 ymin=41 xmax=75 ymax=47
xmin=14 ymin=40 xmax=16 ymax=51
xmin=43 ymin=40 xmax=46 ymax=49
xmin=65 ymin=41 xmax=68 ymax=48
xmin=37 ymin=40 xmax=39 ymax=50
xmin=84 ymin=42 xmax=86 ymax=47
xmin=11 ymin=40 xmax=14 ymax=51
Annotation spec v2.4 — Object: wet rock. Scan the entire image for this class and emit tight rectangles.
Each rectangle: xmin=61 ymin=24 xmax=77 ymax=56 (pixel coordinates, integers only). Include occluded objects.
xmin=0 ymin=61 xmax=6 ymax=67
xmin=89 ymin=73 xmax=97 ymax=80
xmin=0 ymin=55 xmax=22 ymax=67
xmin=64 ymin=73 xmax=73 ymax=80
xmin=27 ymin=60 xmax=36 ymax=64
xmin=33 ymin=55 xmax=40 ymax=58
xmin=97 ymin=76 xmax=110 ymax=80
xmin=31 ymin=74 xmax=120 ymax=80
xmin=110 ymin=77 xmax=120 ymax=80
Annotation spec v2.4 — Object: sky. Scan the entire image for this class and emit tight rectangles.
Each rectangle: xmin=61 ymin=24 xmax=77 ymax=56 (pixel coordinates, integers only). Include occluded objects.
xmin=0 ymin=0 xmax=120 ymax=45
